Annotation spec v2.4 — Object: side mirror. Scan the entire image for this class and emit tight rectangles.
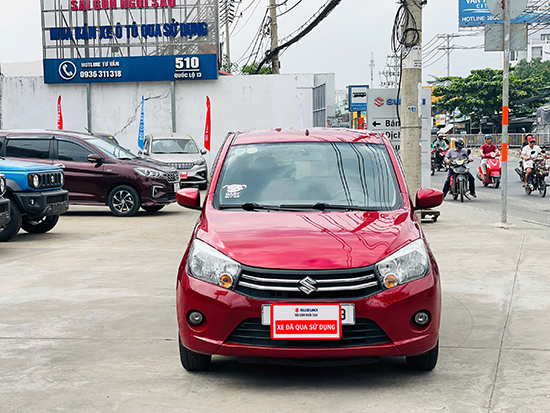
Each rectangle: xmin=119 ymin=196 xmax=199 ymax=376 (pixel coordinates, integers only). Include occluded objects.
xmin=467 ymin=149 xmax=471 ymax=155
xmin=200 ymin=149 xmax=207 ymax=155
xmin=87 ymin=154 xmax=103 ymax=165
xmin=415 ymin=188 xmax=444 ymax=210
xmin=137 ymin=150 xmax=143 ymax=156
xmin=531 ymin=150 xmax=536 ymax=155
xmin=176 ymin=188 xmax=201 ymax=210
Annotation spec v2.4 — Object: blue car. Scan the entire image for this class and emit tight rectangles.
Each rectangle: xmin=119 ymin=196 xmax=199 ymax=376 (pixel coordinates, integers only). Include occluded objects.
xmin=0 ymin=174 xmax=9 ymax=227
xmin=0 ymin=159 xmax=69 ymax=241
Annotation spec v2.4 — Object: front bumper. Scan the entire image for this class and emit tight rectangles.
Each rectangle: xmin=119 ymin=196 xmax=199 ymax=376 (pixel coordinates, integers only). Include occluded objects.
xmin=140 ymin=179 xmax=179 ymax=207
xmin=12 ymin=189 xmax=69 ymax=218
xmin=0 ymin=197 xmax=10 ymax=226
xmin=176 ymin=271 xmax=441 ymax=359
xmin=178 ymin=165 xmax=207 ymax=185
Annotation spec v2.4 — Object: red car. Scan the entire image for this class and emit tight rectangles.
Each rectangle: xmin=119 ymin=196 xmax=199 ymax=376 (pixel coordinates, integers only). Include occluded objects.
xmin=176 ymin=128 xmax=443 ymax=371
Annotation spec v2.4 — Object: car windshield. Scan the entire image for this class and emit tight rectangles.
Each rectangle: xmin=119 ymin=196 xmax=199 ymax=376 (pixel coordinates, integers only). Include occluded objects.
xmin=87 ymin=138 xmax=137 ymax=160
xmin=151 ymin=138 xmax=199 ymax=154
xmin=215 ymin=142 xmax=403 ymax=211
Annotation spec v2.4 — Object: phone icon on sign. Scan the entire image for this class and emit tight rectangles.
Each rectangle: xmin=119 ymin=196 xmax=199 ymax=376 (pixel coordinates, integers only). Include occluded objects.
xmin=58 ymin=61 xmax=77 ymax=81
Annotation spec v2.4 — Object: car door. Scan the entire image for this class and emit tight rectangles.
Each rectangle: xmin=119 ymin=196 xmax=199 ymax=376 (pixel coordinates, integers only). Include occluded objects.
xmin=3 ymin=136 xmax=54 ymax=166
xmin=53 ymin=139 xmax=109 ymax=203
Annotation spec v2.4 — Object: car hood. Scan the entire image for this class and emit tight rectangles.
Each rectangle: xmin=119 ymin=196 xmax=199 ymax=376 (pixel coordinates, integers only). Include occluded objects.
xmin=0 ymin=159 xmax=61 ymax=173
xmin=196 ymin=208 xmax=421 ymax=270
xmin=120 ymin=157 xmax=177 ymax=172
xmin=149 ymin=153 xmax=201 ymax=163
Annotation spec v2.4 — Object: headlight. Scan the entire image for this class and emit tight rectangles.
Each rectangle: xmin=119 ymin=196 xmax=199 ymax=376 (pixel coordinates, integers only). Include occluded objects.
xmin=374 ymin=239 xmax=430 ymax=289
xmin=195 ymin=158 xmax=206 ymax=166
xmin=59 ymin=173 xmax=65 ymax=186
xmin=186 ymin=239 xmax=241 ymax=289
xmin=0 ymin=177 xmax=5 ymax=195
xmin=28 ymin=174 xmax=40 ymax=189
xmin=134 ymin=167 xmax=164 ymax=178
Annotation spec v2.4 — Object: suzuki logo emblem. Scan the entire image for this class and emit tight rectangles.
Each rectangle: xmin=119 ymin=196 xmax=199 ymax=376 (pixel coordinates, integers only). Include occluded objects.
xmin=299 ymin=276 xmax=318 ymax=295
xmin=374 ymin=97 xmax=384 ymax=107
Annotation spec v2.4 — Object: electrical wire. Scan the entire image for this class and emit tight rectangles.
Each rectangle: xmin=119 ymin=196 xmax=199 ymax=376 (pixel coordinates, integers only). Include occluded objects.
xmin=275 ymin=0 xmax=304 ymax=18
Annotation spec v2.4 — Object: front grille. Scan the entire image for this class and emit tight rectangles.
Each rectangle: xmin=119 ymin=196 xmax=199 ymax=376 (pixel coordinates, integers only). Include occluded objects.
xmin=46 ymin=194 xmax=67 ymax=204
xmin=163 ymin=172 xmax=180 ymax=183
xmin=34 ymin=172 xmax=64 ymax=189
xmin=235 ymin=265 xmax=382 ymax=300
xmin=169 ymin=162 xmax=194 ymax=170
xmin=225 ymin=318 xmax=391 ymax=348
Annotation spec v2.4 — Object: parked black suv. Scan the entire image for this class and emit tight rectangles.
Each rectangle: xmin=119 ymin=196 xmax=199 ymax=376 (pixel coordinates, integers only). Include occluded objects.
xmin=0 ymin=130 xmax=180 ymax=217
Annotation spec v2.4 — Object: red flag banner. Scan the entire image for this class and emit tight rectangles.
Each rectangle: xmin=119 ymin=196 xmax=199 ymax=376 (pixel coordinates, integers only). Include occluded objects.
xmin=57 ymin=96 xmax=63 ymax=130
xmin=204 ymin=96 xmax=211 ymax=151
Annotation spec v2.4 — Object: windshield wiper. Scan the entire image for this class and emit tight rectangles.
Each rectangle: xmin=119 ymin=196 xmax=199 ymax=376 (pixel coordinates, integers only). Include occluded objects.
xmin=219 ymin=202 xmax=280 ymax=211
xmin=279 ymin=203 xmax=374 ymax=211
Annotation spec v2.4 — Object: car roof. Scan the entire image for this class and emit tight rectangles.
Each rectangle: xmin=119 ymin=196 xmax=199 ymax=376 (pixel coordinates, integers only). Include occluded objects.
xmin=146 ymin=133 xmax=194 ymax=140
xmin=232 ymin=128 xmax=384 ymax=145
xmin=0 ymin=129 xmax=110 ymax=141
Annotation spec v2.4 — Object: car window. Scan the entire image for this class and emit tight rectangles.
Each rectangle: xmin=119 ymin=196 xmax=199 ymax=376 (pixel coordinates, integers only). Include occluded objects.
xmin=215 ymin=142 xmax=403 ymax=210
xmin=6 ymin=139 xmax=51 ymax=159
xmin=151 ymin=138 xmax=198 ymax=154
xmin=57 ymin=140 xmax=93 ymax=162
xmin=86 ymin=138 xmax=137 ymax=160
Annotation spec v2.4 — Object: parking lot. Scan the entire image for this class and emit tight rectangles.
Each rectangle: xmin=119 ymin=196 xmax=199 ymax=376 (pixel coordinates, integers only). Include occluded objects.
xmin=1 ymin=200 xmax=550 ymax=412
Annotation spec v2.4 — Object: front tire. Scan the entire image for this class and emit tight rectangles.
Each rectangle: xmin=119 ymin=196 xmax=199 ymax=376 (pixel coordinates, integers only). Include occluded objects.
xmin=108 ymin=185 xmax=140 ymax=217
xmin=539 ymin=180 xmax=547 ymax=198
xmin=493 ymin=177 xmax=500 ymax=189
xmin=459 ymin=178 xmax=465 ymax=203
xmin=179 ymin=334 xmax=211 ymax=371
xmin=0 ymin=202 xmax=22 ymax=242
xmin=21 ymin=215 xmax=59 ymax=234
xmin=406 ymin=341 xmax=439 ymax=371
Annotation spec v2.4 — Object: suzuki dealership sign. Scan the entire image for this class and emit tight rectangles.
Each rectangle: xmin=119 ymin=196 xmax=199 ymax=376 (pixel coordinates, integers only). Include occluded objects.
xmin=41 ymin=0 xmax=219 ymax=83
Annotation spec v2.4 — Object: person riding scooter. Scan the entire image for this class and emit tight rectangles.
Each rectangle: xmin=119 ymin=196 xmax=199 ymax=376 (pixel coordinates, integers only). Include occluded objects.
xmin=480 ymin=134 xmax=500 ymax=178
xmin=442 ymin=138 xmax=476 ymax=198
xmin=432 ymin=133 xmax=448 ymax=171
xmin=522 ymin=136 xmax=543 ymax=189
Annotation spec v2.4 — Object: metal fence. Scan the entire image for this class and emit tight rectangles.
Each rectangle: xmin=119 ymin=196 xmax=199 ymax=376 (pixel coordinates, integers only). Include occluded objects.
xmin=442 ymin=134 xmax=550 ymax=148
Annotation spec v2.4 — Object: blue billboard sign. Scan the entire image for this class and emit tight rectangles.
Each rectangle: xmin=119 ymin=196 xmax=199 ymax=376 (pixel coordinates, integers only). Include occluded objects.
xmin=43 ymin=54 xmax=218 ymax=84
xmin=459 ymin=0 xmax=550 ymax=27
xmin=349 ymin=85 xmax=368 ymax=112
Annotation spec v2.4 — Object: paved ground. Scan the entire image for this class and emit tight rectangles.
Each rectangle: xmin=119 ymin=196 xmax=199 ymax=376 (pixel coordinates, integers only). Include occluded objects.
xmin=1 ymin=199 xmax=549 ymax=412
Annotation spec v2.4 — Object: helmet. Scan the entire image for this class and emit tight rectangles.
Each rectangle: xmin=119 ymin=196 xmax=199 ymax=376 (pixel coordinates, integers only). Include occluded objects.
xmin=484 ymin=134 xmax=493 ymax=140
xmin=456 ymin=138 xmax=465 ymax=149
xmin=528 ymin=136 xmax=536 ymax=143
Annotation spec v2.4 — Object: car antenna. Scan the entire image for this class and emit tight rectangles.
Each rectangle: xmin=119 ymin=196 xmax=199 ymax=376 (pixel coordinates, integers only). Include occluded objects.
xmin=305 ymin=129 xmax=310 ymax=136
xmin=84 ymin=127 xmax=92 ymax=135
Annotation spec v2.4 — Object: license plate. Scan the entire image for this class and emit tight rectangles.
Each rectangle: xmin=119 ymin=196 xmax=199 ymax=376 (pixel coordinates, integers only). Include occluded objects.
xmin=179 ymin=171 xmax=188 ymax=179
xmin=173 ymin=183 xmax=180 ymax=192
xmin=262 ymin=303 xmax=354 ymax=326
xmin=269 ymin=304 xmax=343 ymax=340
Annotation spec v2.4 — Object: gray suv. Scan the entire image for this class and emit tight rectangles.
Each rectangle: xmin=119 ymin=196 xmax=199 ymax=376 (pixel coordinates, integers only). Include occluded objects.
xmin=139 ymin=133 xmax=208 ymax=190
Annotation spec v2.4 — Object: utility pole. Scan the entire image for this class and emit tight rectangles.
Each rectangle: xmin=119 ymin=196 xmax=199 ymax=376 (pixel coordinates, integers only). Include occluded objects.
xmin=269 ymin=0 xmax=280 ymax=74
xmin=369 ymin=52 xmax=374 ymax=89
xmin=220 ymin=0 xmax=238 ymax=72
xmin=400 ymin=0 xmax=423 ymax=201
xmin=501 ymin=0 xmax=511 ymax=223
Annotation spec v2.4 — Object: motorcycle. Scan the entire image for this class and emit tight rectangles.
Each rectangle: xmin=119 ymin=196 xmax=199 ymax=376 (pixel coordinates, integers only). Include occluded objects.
xmin=431 ymin=147 xmax=447 ymax=175
xmin=477 ymin=152 xmax=501 ymax=188
xmin=449 ymin=155 xmax=472 ymax=203
xmin=524 ymin=152 xmax=549 ymax=197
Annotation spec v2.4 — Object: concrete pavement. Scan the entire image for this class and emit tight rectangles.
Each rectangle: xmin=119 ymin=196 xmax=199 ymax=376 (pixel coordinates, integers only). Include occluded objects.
xmin=0 ymin=201 xmax=549 ymax=412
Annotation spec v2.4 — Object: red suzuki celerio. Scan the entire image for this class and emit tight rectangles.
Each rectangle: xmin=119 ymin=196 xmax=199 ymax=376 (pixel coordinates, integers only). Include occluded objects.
xmin=176 ymin=128 xmax=443 ymax=371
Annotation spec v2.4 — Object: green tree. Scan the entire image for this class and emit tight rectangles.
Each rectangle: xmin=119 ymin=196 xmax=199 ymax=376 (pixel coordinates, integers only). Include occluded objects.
xmin=240 ymin=62 xmax=272 ymax=75
xmin=433 ymin=66 xmax=543 ymax=130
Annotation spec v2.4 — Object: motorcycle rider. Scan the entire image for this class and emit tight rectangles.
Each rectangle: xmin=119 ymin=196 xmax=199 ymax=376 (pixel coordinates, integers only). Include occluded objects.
xmin=432 ymin=133 xmax=448 ymax=169
xmin=522 ymin=136 xmax=543 ymax=189
xmin=480 ymin=134 xmax=500 ymax=178
xmin=442 ymin=138 xmax=476 ymax=198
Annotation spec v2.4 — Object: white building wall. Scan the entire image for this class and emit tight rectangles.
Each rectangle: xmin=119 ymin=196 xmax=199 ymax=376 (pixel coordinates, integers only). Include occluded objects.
xmin=1 ymin=73 xmax=330 ymax=167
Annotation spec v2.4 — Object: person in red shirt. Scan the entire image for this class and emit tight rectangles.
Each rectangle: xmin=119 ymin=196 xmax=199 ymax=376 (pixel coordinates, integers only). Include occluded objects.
xmin=480 ymin=134 xmax=500 ymax=177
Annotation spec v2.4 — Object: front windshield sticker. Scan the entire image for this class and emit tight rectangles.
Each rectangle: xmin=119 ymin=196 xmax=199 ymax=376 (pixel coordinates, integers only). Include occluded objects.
xmin=224 ymin=184 xmax=247 ymax=199
xmin=246 ymin=147 xmax=258 ymax=154
xmin=235 ymin=148 xmax=246 ymax=155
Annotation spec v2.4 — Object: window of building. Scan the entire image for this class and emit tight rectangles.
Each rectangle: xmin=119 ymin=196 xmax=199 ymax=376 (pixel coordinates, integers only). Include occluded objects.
xmin=532 ymin=46 xmax=543 ymax=59
xmin=541 ymin=34 xmax=550 ymax=42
